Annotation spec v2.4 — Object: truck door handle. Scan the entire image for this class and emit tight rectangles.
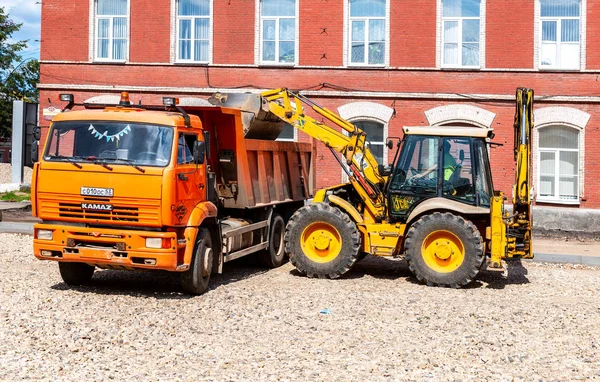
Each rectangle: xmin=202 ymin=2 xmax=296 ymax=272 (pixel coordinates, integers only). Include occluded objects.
xmin=178 ymin=173 xmax=188 ymax=181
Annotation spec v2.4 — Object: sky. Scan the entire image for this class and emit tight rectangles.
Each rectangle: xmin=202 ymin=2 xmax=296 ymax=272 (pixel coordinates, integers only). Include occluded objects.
xmin=0 ymin=0 xmax=41 ymax=60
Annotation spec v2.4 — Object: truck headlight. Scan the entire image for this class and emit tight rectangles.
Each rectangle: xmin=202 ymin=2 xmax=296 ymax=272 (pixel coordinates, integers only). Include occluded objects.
xmin=37 ymin=229 xmax=53 ymax=240
xmin=145 ymin=238 xmax=162 ymax=249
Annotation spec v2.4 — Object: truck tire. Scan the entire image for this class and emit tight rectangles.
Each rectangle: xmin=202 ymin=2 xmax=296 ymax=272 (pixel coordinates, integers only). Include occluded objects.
xmin=181 ymin=228 xmax=213 ymax=295
xmin=58 ymin=262 xmax=95 ymax=286
xmin=284 ymin=203 xmax=360 ymax=279
xmin=258 ymin=213 xmax=286 ymax=268
xmin=404 ymin=212 xmax=484 ymax=288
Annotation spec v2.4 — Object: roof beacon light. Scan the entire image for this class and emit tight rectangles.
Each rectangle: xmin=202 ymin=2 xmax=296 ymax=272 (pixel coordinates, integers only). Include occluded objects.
xmin=119 ymin=92 xmax=131 ymax=106
xmin=163 ymin=97 xmax=179 ymax=107
xmin=59 ymin=94 xmax=74 ymax=103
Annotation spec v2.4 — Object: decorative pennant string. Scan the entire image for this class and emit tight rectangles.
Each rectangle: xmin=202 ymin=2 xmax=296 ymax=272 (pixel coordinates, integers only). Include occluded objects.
xmin=88 ymin=124 xmax=131 ymax=142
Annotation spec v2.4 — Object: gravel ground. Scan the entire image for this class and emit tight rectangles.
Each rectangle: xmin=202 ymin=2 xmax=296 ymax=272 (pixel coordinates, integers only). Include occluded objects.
xmin=0 ymin=163 xmax=33 ymax=184
xmin=2 ymin=233 xmax=600 ymax=381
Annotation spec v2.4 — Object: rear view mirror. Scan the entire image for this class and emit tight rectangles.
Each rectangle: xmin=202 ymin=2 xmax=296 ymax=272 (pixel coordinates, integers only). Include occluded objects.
xmin=378 ymin=164 xmax=392 ymax=176
xmin=386 ymin=140 xmax=394 ymax=150
xmin=193 ymin=141 xmax=205 ymax=165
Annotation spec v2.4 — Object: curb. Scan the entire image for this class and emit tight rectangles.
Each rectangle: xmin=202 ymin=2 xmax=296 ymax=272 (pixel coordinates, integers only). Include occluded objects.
xmin=527 ymin=253 xmax=600 ymax=267
xmin=1 ymin=223 xmax=599 ymax=266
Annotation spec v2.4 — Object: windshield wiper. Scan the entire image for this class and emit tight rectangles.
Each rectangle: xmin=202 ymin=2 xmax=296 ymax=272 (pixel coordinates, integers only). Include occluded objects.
xmin=48 ymin=155 xmax=83 ymax=169
xmin=108 ymin=158 xmax=145 ymax=173
xmin=80 ymin=156 xmax=113 ymax=171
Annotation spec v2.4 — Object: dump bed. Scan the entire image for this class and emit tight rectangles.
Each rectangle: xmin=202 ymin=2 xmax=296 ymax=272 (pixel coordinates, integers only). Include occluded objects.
xmin=190 ymin=106 xmax=315 ymax=209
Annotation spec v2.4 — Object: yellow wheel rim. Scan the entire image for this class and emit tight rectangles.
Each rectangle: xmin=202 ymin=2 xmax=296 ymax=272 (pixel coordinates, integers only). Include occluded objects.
xmin=421 ymin=230 xmax=465 ymax=273
xmin=301 ymin=222 xmax=342 ymax=263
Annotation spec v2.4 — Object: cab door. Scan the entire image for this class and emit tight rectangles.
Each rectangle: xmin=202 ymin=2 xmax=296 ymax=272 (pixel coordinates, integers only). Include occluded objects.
xmin=174 ymin=132 xmax=205 ymax=225
xmin=387 ymin=135 xmax=440 ymax=222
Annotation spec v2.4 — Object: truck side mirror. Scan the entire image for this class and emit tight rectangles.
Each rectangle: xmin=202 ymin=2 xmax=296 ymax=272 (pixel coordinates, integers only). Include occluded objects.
xmin=203 ymin=131 xmax=210 ymax=160
xmin=194 ymin=141 xmax=205 ymax=165
xmin=386 ymin=140 xmax=394 ymax=150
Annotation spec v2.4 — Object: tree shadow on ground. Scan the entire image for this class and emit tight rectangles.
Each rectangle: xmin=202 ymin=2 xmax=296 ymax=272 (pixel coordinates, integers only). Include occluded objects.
xmin=50 ymin=256 xmax=270 ymax=299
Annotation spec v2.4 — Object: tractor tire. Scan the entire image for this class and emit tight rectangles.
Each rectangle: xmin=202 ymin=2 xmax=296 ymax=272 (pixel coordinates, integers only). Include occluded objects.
xmin=181 ymin=228 xmax=213 ymax=295
xmin=58 ymin=262 xmax=95 ymax=286
xmin=284 ymin=203 xmax=360 ymax=279
xmin=258 ymin=213 xmax=286 ymax=268
xmin=404 ymin=212 xmax=484 ymax=288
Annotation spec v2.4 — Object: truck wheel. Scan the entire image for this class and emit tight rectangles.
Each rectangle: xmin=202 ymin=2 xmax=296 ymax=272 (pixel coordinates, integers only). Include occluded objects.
xmin=259 ymin=213 xmax=286 ymax=268
xmin=285 ymin=203 xmax=360 ymax=279
xmin=181 ymin=228 xmax=213 ymax=295
xmin=58 ymin=262 xmax=95 ymax=285
xmin=404 ymin=212 xmax=484 ymax=288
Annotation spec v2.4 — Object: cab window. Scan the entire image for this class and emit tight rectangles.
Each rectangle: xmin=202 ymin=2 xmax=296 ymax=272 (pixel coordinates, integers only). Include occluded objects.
xmin=178 ymin=134 xmax=197 ymax=164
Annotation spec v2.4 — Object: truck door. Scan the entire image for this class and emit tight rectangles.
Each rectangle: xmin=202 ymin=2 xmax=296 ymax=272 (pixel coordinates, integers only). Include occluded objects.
xmin=174 ymin=132 xmax=205 ymax=225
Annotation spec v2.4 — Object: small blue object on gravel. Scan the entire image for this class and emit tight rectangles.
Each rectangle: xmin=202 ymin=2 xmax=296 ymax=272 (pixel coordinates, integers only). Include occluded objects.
xmin=320 ymin=308 xmax=332 ymax=315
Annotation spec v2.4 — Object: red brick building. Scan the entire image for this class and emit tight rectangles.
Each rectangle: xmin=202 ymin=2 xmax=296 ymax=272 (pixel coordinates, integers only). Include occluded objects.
xmin=39 ymin=0 xmax=600 ymax=216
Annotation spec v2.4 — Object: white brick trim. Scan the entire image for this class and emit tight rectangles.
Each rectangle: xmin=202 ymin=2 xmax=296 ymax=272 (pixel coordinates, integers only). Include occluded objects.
xmin=338 ymin=101 xmax=394 ymax=123
xmin=89 ymin=0 xmax=95 ymax=62
xmin=337 ymin=101 xmax=393 ymax=181
xmin=170 ymin=0 xmax=176 ymax=63
xmin=424 ymin=104 xmax=495 ymax=128
xmin=532 ymin=106 xmax=590 ymax=203
xmin=254 ymin=0 xmax=260 ymax=64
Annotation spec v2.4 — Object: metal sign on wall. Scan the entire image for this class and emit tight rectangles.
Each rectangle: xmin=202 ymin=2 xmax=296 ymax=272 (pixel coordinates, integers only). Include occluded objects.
xmin=11 ymin=100 xmax=39 ymax=184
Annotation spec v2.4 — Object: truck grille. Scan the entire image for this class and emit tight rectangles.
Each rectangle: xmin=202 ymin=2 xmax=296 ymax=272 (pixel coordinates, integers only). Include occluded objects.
xmin=59 ymin=203 xmax=140 ymax=222
xmin=38 ymin=194 xmax=161 ymax=226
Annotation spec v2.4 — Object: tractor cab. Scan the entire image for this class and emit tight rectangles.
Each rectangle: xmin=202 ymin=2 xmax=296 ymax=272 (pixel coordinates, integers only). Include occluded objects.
xmin=387 ymin=126 xmax=495 ymax=222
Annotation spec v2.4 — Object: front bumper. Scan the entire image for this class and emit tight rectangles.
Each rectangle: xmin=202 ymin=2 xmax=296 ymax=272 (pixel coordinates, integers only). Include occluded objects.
xmin=33 ymin=224 xmax=183 ymax=271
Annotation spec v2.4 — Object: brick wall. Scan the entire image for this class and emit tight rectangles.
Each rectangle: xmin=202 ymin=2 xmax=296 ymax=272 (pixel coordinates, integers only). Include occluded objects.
xmin=39 ymin=0 xmax=600 ymax=209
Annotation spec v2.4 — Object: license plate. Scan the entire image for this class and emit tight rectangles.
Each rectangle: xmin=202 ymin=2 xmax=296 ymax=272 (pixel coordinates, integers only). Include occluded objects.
xmin=81 ymin=187 xmax=114 ymax=197
xmin=81 ymin=203 xmax=113 ymax=211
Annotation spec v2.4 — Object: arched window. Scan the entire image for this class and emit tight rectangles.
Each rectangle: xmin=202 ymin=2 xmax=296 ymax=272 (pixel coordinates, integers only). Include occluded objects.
xmin=354 ymin=120 xmax=385 ymax=164
xmin=538 ymin=125 xmax=579 ymax=202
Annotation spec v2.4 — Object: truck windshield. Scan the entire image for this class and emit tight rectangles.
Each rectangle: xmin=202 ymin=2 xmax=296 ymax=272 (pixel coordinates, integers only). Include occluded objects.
xmin=44 ymin=121 xmax=174 ymax=167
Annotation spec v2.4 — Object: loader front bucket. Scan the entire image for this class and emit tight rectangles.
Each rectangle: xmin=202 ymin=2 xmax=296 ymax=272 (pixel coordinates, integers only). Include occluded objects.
xmin=208 ymin=92 xmax=285 ymax=140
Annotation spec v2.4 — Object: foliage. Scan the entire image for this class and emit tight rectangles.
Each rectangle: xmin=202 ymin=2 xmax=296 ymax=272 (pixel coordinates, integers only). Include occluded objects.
xmin=0 ymin=7 xmax=40 ymax=138
xmin=0 ymin=191 xmax=30 ymax=202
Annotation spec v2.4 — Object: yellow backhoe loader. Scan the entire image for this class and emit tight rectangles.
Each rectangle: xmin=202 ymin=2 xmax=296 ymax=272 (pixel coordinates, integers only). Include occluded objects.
xmin=208 ymin=87 xmax=534 ymax=287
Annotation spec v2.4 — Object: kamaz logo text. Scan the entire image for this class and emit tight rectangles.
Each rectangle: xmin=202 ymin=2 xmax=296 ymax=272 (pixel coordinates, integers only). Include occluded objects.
xmin=81 ymin=203 xmax=113 ymax=211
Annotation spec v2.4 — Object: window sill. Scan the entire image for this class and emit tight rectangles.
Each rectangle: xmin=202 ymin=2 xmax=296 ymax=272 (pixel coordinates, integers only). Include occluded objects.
xmin=538 ymin=67 xmax=582 ymax=72
xmin=440 ymin=66 xmax=481 ymax=71
xmin=536 ymin=198 xmax=580 ymax=206
xmin=258 ymin=63 xmax=296 ymax=68
xmin=92 ymin=60 xmax=127 ymax=65
xmin=174 ymin=61 xmax=210 ymax=66
xmin=347 ymin=64 xmax=387 ymax=69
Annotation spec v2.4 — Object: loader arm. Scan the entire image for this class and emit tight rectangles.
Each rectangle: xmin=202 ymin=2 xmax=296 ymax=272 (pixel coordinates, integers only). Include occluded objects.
xmin=209 ymin=88 xmax=388 ymax=221
xmin=489 ymin=87 xmax=534 ymax=268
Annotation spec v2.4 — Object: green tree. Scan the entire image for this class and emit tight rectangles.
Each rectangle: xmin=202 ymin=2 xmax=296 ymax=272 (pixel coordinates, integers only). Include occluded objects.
xmin=0 ymin=6 xmax=40 ymax=138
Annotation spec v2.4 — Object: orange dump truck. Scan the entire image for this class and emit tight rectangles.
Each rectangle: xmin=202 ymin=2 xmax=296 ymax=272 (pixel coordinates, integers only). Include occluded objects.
xmin=32 ymin=93 xmax=314 ymax=294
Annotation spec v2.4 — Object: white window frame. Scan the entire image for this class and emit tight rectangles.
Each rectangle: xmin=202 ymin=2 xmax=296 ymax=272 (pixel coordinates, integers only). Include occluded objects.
xmin=532 ymin=107 xmax=590 ymax=205
xmin=537 ymin=0 xmax=582 ymax=70
xmin=440 ymin=0 xmax=484 ymax=69
xmin=537 ymin=127 xmax=579 ymax=203
xmin=534 ymin=0 xmax=586 ymax=70
xmin=344 ymin=0 xmax=390 ymax=67
xmin=93 ymin=0 xmax=129 ymax=62
xmin=275 ymin=123 xmax=298 ymax=142
xmin=257 ymin=0 xmax=299 ymax=66
xmin=175 ymin=0 xmax=212 ymax=64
